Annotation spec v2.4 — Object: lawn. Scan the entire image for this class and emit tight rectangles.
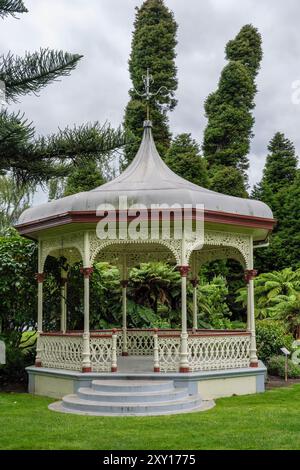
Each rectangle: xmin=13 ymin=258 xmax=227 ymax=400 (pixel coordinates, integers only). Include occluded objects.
xmin=0 ymin=385 xmax=300 ymax=450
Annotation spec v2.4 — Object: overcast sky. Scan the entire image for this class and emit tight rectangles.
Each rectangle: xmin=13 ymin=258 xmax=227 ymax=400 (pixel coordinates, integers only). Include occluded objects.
xmin=1 ymin=0 xmax=300 ymax=201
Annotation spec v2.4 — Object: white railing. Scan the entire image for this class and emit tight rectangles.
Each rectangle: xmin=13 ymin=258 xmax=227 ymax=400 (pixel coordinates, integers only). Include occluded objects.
xmin=39 ymin=334 xmax=83 ymax=371
xmin=39 ymin=330 xmax=251 ymax=373
xmin=157 ymin=332 xmax=251 ymax=372
xmin=157 ymin=335 xmax=181 ymax=372
xmin=90 ymin=334 xmax=113 ymax=372
xmin=127 ymin=329 xmax=154 ymax=356
xmin=114 ymin=329 xmax=154 ymax=356
xmin=188 ymin=333 xmax=251 ymax=371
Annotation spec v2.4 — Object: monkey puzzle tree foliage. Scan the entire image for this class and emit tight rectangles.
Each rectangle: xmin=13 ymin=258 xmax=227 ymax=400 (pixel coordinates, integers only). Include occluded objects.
xmin=203 ymin=25 xmax=262 ymax=196
xmin=165 ymin=133 xmax=208 ymax=187
xmin=0 ymin=0 xmax=27 ymax=18
xmin=123 ymin=0 xmax=178 ymax=167
xmin=0 ymin=1 xmax=127 ymax=184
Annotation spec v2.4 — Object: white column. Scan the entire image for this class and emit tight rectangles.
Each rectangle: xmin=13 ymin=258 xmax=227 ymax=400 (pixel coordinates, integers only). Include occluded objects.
xmin=35 ymin=240 xmax=44 ymax=367
xmin=121 ymin=280 xmax=128 ymax=356
xmin=191 ymin=279 xmax=198 ymax=331
xmin=179 ymin=265 xmax=190 ymax=372
xmin=246 ymin=236 xmax=258 ymax=368
xmin=153 ymin=329 xmax=160 ymax=372
xmin=82 ymin=232 xmax=92 ymax=373
xmin=111 ymin=329 xmax=118 ymax=372
xmin=60 ymin=268 xmax=68 ymax=333
xmin=121 ymin=257 xmax=128 ymax=356
xmin=246 ymin=283 xmax=251 ymax=331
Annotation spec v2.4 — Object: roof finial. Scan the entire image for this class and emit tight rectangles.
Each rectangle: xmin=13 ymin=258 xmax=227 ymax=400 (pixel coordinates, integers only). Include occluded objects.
xmin=134 ymin=68 xmax=168 ymax=123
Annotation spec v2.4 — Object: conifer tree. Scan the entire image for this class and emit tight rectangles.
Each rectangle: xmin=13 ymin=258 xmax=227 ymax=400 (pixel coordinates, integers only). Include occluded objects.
xmin=165 ymin=133 xmax=208 ymax=187
xmin=203 ymin=25 xmax=262 ymax=196
xmin=254 ymin=132 xmax=298 ymax=199
xmin=0 ymin=1 xmax=127 ymax=183
xmin=123 ymin=0 xmax=178 ymax=167
xmin=253 ymin=133 xmax=299 ymax=271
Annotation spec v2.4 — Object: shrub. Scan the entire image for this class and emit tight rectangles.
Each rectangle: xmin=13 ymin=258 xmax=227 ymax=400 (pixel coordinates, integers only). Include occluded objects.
xmin=267 ymin=355 xmax=300 ymax=379
xmin=0 ymin=331 xmax=36 ymax=384
xmin=256 ymin=320 xmax=293 ymax=362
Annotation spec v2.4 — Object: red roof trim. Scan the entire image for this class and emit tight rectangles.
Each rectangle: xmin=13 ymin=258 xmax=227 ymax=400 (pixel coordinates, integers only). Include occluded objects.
xmin=15 ymin=208 xmax=276 ymax=235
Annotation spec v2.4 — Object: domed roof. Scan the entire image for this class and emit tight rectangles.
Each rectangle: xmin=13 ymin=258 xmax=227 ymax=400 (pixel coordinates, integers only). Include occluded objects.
xmin=17 ymin=121 xmax=273 ymax=228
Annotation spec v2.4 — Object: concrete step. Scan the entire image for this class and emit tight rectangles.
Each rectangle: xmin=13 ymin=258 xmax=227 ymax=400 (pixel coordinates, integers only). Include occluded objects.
xmin=60 ymin=393 xmax=202 ymax=415
xmin=77 ymin=386 xmax=188 ymax=403
xmin=49 ymin=378 xmax=214 ymax=416
xmin=91 ymin=379 xmax=173 ymax=393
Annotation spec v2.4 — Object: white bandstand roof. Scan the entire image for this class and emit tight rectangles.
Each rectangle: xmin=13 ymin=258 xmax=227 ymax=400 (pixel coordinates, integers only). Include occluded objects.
xmin=17 ymin=121 xmax=273 ymax=226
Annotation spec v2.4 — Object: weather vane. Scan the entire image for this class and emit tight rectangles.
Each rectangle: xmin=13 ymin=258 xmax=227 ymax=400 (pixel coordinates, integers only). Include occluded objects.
xmin=134 ymin=68 xmax=167 ymax=120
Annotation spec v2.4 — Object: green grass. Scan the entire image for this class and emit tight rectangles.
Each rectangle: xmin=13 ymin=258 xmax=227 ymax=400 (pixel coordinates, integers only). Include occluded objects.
xmin=1 ymin=386 xmax=300 ymax=450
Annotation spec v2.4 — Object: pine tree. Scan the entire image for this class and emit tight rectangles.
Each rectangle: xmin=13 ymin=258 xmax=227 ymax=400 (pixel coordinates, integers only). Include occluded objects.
xmin=0 ymin=2 xmax=127 ymax=183
xmin=209 ymin=166 xmax=248 ymax=198
xmin=225 ymin=24 xmax=263 ymax=79
xmin=63 ymin=160 xmax=105 ymax=196
xmin=256 ymin=132 xmax=298 ymax=197
xmin=0 ymin=0 xmax=27 ymax=18
xmin=253 ymin=134 xmax=299 ymax=271
xmin=165 ymin=133 xmax=208 ymax=187
xmin=203 ymin=25 xmax=262 ymax=196
xmin=123 ymin=0 xmax=178 ymax=167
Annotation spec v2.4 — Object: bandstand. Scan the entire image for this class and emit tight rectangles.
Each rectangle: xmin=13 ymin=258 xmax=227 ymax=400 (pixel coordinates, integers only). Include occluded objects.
xmin=16 ymin=120 xmax=275 ymax=415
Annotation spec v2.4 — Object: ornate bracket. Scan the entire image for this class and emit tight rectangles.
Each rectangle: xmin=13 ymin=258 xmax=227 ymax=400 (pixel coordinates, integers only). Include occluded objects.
xmin=178 ymin=266 xmax=190 ymax=277
xmin=80 ymin=267 xmax=94 ymax=279
xmin=190 ymin=278 xmax=199 ymax=288
xmin=120 ymin=280 xmax=129 ymax=288
xmin=244 ymin=269 xmax=258 ymax=283
xmin=35 ymin=273 xmax=45 ymax=283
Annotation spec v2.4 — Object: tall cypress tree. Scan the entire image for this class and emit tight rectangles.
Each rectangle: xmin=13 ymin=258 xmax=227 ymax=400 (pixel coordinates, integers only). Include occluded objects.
xmin=123 ymin=0 xmax=178 ymax=168
xmin=203 ymin=25 xmax=262 ymax=196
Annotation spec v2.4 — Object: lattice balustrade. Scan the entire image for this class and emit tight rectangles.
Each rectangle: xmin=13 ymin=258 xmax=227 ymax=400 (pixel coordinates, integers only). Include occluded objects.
xmin=126 ymin=330 xmax=154 ymax=356
xmin=90 ymin=336 xmax=113 ymax=372
xmin=157 ymin=336 xmax=181 ymax=372
xmin=188 ymin=334 xmax=251 ymax=371
xmin=40 ymin=335 xmax=83 ymax=371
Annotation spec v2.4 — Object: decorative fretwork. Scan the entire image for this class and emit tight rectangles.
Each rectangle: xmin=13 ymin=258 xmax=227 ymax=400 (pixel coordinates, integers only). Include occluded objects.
xmin=89 ymin=232 xmax=181 ymax=265
xmin=90 ymin=336 xmax=113 ymax=372
xmin=192 ymin=245 xmax=246 ymax=271
xmin=40 ymin=335 xmax=82 ymax=371
xmin=200 ymin=231 xmax=251 ymax=268
xmin=39 ymin=229 xmax=252 ymax=274
xmin=188 ymin=334 xmax=251 ymax=371
xmin=158 ymin=336 xmax=181 ymax=372
xmin=126 ymin=330 xmax=154 ymax=356
xmin=40 ymin=232 xmax=84 ymax=269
